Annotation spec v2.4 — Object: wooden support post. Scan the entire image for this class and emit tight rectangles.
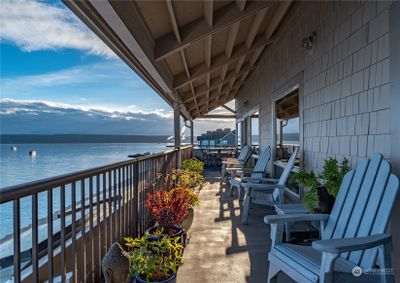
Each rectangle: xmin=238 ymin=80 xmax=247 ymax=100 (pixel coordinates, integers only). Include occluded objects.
xmin=174 ymin=102 xmax=181 ymax=149
xmin=174 ymin=102 xmax=181 ymax=168
xmin=190 ymin=120 xmax=194 ymax=145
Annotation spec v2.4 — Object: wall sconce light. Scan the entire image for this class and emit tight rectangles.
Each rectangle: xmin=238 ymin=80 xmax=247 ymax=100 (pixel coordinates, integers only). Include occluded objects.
xmin=302 ymin=32 xmax=316 ymax=55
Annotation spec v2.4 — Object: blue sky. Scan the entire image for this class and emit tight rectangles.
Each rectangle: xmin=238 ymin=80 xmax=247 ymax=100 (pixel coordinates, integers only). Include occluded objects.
xmin=0 ymin=0 xmax=235 ymax=136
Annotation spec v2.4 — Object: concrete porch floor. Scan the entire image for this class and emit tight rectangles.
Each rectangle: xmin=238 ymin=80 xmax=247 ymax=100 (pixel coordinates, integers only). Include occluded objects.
xmin=177 ymin=171 xmax=293 ymax=283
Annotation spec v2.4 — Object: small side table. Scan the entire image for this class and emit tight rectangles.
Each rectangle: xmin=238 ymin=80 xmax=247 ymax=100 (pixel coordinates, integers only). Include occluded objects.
xmin=274 ymin=203 xmax=309 ymax=242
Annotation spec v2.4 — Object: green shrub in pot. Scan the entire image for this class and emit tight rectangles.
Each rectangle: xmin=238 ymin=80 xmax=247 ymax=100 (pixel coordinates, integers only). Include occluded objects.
xmin=125 ymin=235 xmax=183 ymax=283
xmin=320 ymin=157 xmax=350 ymax=198
xmin=291 ymin=157 xmax=350 ymax=212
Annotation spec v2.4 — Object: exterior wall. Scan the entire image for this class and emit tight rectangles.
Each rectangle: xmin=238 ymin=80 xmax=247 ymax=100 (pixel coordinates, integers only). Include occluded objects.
xmin=235 ymin=0 xmax=399 ymax=274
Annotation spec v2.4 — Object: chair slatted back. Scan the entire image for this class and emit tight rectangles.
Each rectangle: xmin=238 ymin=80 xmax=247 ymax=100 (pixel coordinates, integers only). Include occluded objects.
xmin=237 ymin=145 xmax=251 ymax=162
xmin=322 ymin=153 xmax=399 ymax=268
xmin=272 ymin=147 xmax=299 ymax=201
xmin=277 ymin=147 xmax=299 ymax=186
xmin=250 ymin=146 xmax=271 ymax=179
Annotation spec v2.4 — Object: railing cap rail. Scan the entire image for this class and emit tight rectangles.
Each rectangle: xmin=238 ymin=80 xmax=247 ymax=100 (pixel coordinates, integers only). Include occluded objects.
xmin=0 ymin=145 xmax=192 ymax=204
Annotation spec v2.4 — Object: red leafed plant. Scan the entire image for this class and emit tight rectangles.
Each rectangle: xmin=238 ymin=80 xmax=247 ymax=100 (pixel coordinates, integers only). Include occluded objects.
xmin=146 ymin=189 xmax=190 ymax=228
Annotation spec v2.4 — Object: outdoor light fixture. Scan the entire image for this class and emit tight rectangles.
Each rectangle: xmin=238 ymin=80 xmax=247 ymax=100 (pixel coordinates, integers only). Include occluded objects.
xmin=302 ymin=32 xmax=316 ymax=55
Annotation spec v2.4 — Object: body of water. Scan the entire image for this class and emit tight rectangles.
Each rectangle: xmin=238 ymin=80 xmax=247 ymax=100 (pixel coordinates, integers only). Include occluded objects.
xmin=0 ymin=143 xmax=169 ymax=188
xmin=0 ymin=142 xmax=169 ymax=274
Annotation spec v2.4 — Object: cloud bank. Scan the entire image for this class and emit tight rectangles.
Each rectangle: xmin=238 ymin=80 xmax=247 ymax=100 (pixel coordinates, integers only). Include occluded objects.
xmin=0 ymin=0 xmax=114 ymax=57
xmin=0 ymin=99 xmax=174 ymax=135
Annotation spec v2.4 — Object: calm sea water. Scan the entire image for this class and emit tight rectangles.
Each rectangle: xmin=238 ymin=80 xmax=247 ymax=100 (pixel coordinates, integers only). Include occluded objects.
xmin=0 ymin=143 xmax=169 ymax=266
xmin=0 ymin=143 xmax=169 ymax=188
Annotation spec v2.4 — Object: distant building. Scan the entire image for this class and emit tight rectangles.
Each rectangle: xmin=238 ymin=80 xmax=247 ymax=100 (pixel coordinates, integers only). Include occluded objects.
xmin=197 ymin=128 xmax=236 ymax=148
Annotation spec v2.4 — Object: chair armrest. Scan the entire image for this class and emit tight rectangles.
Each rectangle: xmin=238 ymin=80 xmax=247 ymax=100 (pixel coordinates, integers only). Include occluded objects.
xmin=225 ymin=167 xmax=250 ymax=172
xmin=240 ymin=183 xmax=286 ymax=190
xmin=264 ymin=213 xmax=329 ymax=224
xmin=259 ymin=178 xmax=279 ymax=183
xmin=222 ymin=159 xmax=241 ymax=165
xmin=312 ymin=233 xmax=392 ymax=253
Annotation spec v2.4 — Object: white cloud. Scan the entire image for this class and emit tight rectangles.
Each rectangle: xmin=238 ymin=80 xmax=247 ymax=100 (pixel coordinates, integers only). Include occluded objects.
xmin=1 ymin=61 xmax=146 ymax=91
xmin=0 ymin=98 xmax=171 ymax=118
xmin=0 ymin=0 xmax=115 ymax=57
xmin=0 ymin=98 xmax=174 ymax=135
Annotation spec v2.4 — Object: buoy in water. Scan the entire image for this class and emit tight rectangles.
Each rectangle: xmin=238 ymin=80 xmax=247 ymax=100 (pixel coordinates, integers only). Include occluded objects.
xmin=10 ymin=146 xmax=17 ymax=151
xmin=29 ymin=150 xmax=37 ymax=157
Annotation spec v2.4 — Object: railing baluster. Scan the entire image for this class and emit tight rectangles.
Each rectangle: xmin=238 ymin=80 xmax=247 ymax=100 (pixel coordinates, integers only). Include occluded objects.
xmin=32 ymin=193 xmax=39 ymax=283
xmin=88 ymin=176 xmax=94 ymax=282
xmin=108 ymin=170 xmax=113 ymax=245
xmin=13 ymin=199 xmax=21 ymax=282
xmin=118 ymin=168 xmax=122 ymax=240
xmin=60 ymin=185 xmax=66 ymax=283
xmin=102 ymin=172 xmax=107 ymax=259
xmin=80 ymin=179 xmax=86 ymax=282
xmin=127 ymin=165 xmax=131 ymax=236
xmin=96 ymin=174 xmax=101 ymax=280
xmin=113 ymin=169 xmax=117 ymax=242
xmin=47 ymin=189 xmax=53 ymax=282
xmin=122 ymin=166 xmax=126 ymax=238
xmin=71 ymin=182 xmax=77 ymax=283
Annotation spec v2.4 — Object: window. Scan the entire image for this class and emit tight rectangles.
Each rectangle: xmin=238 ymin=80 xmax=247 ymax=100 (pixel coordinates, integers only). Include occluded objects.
xmin=236 ymin=121 xmax=242 ymax=147
xmin=275 ymin=90 xmax=299 ymax=161
xmin=250 ymin=112 xmax=259 ymax=147
xmin=274 ymin=89 xmax=300 ymax=195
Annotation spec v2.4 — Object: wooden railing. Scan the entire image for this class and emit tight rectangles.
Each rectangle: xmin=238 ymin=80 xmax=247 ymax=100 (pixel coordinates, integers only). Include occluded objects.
xmin=0 ymin=146 xmax=192 ymax=283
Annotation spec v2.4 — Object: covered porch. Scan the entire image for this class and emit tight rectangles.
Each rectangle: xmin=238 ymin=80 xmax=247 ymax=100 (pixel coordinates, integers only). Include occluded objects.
xmin=8 ymin=0 xmax=397 ymax=281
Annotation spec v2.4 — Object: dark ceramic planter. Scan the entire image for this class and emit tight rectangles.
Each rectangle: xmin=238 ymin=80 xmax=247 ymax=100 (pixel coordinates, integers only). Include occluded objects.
xmin=316 ymin=187 xmax=335 ymax=214
xmin=135 ymin=270 xmax=177 ymax=283
xmin=145 ymin=224 xmax=184 ymax=242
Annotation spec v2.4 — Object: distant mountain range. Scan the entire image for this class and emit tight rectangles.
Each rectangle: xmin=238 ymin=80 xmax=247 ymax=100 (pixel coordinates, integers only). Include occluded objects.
xmin=0 ymin=134 xmax=178 ymax=144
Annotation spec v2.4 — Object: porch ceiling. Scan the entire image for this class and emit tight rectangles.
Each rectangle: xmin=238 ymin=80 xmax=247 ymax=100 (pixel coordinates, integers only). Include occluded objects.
xmin=64 ymin=0 xmax=292 ymax=120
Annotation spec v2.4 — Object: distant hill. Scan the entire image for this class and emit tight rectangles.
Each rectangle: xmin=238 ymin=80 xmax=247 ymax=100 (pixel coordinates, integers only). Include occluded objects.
xmin=0 ymin=134 xmax=175 ymax=144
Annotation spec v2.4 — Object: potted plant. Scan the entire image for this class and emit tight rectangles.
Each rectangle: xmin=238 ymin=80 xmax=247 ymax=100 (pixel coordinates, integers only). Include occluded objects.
xmin=291 ymin=158 xmax=349 ymax=213
xmin=125 ymin=235 xmax=183 ymax=283
xmin=182 ymin=158 xmax=204 ymax=173
xmin=145 ymin=189 xmax=190 ymax=240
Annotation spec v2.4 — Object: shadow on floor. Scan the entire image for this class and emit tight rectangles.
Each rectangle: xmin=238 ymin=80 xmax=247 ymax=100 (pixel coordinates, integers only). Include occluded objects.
xmin=177 ymin=171 xmax=293 ymax=283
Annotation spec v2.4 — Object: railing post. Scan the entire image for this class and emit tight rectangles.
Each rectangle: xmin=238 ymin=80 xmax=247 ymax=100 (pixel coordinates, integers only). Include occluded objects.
xmin=132 ymin=162 xmax=139 ymax=237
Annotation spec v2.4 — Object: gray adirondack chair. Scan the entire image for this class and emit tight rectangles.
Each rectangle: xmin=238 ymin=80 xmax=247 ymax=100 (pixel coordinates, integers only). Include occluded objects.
xmin=227 ymin=146 xmax=272 ymax=200
xmin=221 ymin=145 xmax=252 ymax=179
xmin=241 ymin=147 xmax=299 ymax=224
xmin=264 ymin=153 xmax=399 ymax=283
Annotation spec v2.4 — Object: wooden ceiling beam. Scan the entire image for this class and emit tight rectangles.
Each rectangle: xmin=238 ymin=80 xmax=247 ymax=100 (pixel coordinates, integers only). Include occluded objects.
xmin=236 ymin=0 xmax=247 ymax=12
xmin=204 ymin=0 xmax=213 ymax=110
xmin=265 ymin=1 xmax=292 ymax=39
xmin=199 ymin=114 xmax=236 ymax=119
xmin=181 ymin=64 xmax=255 ymax=103
xmin=165 ymin=0 xmax=200 ymax=117
xmin=186 ymin=85 xmax=240 ymax=111
xmin=173 ymin=35 xmax=273 ymax=90
xmin=229 ymin=8 xmax=268 ymax=90
xmin=204 ymin=0 xmax=214 ymax=27
xmin=154 ymin=0 xmax=277 ymax=61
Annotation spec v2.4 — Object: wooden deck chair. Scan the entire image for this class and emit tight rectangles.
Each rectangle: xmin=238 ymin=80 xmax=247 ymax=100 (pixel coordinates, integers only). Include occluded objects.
xmin=264 ymin=153 xmax=399 ymax=283
xmin=221 ymin=145 xmax=252 ymax=179
xmin=227 ymin=146 xmax=272 ymax=200
xmin=241 ymin=147 xmax=299 ymax=224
